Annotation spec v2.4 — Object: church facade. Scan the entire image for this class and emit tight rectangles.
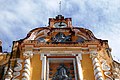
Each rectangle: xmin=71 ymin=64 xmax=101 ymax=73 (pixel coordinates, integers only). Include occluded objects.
xmin=0 ymin=15 xmax=120 ymax=80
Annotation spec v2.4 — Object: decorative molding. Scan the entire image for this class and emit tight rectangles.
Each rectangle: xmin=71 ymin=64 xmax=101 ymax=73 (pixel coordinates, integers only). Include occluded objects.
xmin=23 ymin=68 xmax=30 ymax=76
xmin=92 ymin=58 xmax=99 ymax=65
xmin=23 ymin=51 xmax=33 ymax=58
xmin=22 ymin=77 xmax=28 ymax=80
xmin=90 ymin=52 xmax=98 ymax=58
xmin=47 ymin=58 xmax=77 ymax=80
xmin=95 ymin=72 xmax=103 ymax=80
xmin=40 ymin=53 xmax=44 ymax=60
xmin=36 ymin=29 xmax=50 ymax=39
xmin=4 ymin=66 xmax=8 ymax=77
xmin=41 ymin=54 xmax=47 ymax=80
xmin=27 ymin=32 xmax=37 ymax=40
xmin=76 ymin=56 xmax=83 ymax=80
xmin=41 ymin=55 xmax=46 ymax=80
xmin=14 ymin=59 xmax=23 ymax=71
xmin=101 ymin=59 xmax=113 ymax=80
xmin=101 ymin=60 xmax=110 ymax=71
xmin=22 ymin=72 xmax=30 ymax=80
xmin=12 ymin=72 xmax=20 ymax=79
xmin=46 ymin=53 xmax=74 ymax=56
xmin=40 ymin=52 xmax=83 ymax=57
xmin=97 ymin=77 xmax=104 ymax=80
xmin=90 ymin=57 xmax=104 ymax=80
xmin=22 ymin=58 xmax=31 ymax=80
xmin=12 ymin=58 xmax=23 ymax=80
xmin=78 ymin=54 xmax=82 ymax=60
xmin=5 ymin=68 xmax=13 ymax=80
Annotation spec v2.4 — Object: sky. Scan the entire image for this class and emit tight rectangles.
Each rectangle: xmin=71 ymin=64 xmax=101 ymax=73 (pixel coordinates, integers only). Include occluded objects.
xmin=0 ymin=0 xmax=120 ymax=62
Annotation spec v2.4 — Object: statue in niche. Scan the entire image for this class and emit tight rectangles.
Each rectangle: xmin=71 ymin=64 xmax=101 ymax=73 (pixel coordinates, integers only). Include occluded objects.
xmin=52 ymin=32 xmax=72 ymax=42
xmin=52 ymin=64 xmax=72 ymax=80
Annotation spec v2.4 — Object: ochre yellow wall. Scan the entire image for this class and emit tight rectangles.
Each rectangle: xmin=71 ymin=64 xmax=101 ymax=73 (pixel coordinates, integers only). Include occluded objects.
xmin=31 ymin=54 xmax=42 ymax=80
xmin=81 ymin=54 xmax=95 ymax=80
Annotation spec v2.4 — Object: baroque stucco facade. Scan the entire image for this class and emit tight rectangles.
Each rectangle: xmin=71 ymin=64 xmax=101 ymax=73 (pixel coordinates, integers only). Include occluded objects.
xmin=0 ymin=15 xmax=120 ymax=80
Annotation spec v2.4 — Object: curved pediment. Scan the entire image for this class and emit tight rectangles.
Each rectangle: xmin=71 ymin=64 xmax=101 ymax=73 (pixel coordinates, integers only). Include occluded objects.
xmin=23 ymin=15 xmax=97 ymax=43
xmin=24 ymin=27 xmax=97 ymax=43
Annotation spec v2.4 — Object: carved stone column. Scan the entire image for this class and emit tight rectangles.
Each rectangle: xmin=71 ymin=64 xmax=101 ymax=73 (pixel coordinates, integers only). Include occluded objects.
xmin=90 ymin=52 xmax=104 ymax=80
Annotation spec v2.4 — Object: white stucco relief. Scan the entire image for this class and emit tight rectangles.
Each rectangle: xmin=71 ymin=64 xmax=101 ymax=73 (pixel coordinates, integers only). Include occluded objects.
xmin=76 ymin=53 xmax=83 ymax=80
xmin=12 ymin=59 xmax=23 ymax=80
xmin=90 ymin=52 xmax=104 ymax=80
xmin=100 ymin=59 xmax=113 ymax=80
xmin=5 ymin=68 xmax=13 ymax=80
xmin=40 ymin=53 xmax=46 ymax=80
xmin=22 ymin=51 xmax=32 ymax=80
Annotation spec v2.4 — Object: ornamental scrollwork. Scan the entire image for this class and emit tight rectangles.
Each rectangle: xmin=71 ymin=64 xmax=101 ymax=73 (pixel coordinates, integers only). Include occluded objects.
xmin=101 ymin=59 xmax=113 ymax=80
xmin=12 ymin=59 xmax=23 ymax=80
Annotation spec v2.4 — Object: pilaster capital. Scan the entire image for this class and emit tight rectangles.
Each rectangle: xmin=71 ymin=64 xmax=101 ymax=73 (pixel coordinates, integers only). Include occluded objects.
xmin=90 ymin=51 xmax=98 ymax=58
xmin=40 ymin=53 xmax=45 ymax=60
xmin=77 ymin=54 xmax=82 ymax=60
xmin=23 ymin=51 xmax=33 ymax=58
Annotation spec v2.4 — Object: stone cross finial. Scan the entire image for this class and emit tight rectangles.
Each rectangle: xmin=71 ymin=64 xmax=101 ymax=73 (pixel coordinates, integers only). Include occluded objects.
xmin=59 ymin=1 xmax=62 ymax=15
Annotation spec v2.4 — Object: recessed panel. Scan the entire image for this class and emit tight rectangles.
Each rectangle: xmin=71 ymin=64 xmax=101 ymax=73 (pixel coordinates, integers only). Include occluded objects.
xmin=47 ymin=58 xmax=77 ymax=80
